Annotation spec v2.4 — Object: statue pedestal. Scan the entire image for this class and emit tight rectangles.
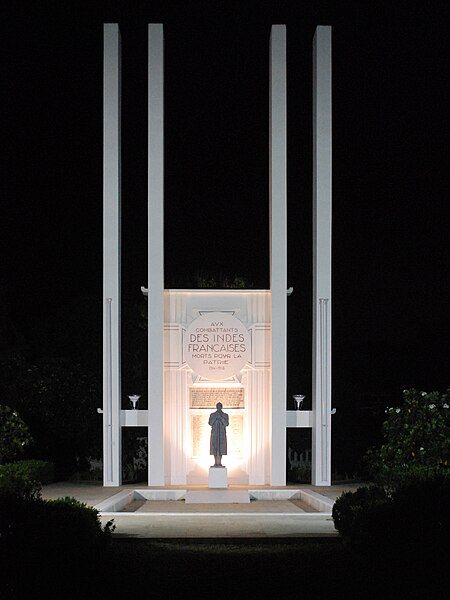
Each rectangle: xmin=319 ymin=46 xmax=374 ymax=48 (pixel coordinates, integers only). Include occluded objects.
xmin=208 ymin=466 xmax=228 ymax=488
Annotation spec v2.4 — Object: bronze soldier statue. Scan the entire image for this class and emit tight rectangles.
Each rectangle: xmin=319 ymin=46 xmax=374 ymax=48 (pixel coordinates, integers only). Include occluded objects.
xmin=208 ymin=402 xmax=229 ymax=467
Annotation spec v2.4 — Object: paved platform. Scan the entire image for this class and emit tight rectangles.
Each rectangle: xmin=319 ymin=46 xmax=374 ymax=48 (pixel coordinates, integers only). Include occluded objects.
xmin=42 ymin=482 xmax=359 ymax=506
xmin=130 ymin=500 xmax=312 ymax=513
xmin=42 ymin=482 xmax=358 ymax=538
xmin=185 ymin=490 xmax=250 ymax=504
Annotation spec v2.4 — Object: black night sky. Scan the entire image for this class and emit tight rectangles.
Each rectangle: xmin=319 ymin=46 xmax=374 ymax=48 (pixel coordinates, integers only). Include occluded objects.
xmin=1 ymin=2 xmax=449 ymax=474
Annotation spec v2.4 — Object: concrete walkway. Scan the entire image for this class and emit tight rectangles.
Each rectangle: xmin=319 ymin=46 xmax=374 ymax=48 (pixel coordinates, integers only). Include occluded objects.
xmin=42 ymin=481 xmax=359 ymax=506
xmin=42 ymin=481 xmax=137 ymax=506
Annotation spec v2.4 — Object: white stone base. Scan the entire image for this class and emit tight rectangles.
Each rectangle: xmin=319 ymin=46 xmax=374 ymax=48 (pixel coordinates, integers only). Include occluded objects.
xmin=185 ymin=490 xmax=250 ymax=504
xmin=208 ymin=466 xmax=228 ymax=488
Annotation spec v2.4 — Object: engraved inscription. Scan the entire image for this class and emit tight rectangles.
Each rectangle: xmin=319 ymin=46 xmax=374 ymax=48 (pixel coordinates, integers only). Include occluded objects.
xmin=190 ymin=387 xmax=244 ymax=409
xmin=191 ymin=413 xmax=243 ymax=459
xmin=184 ymin=312 xmax=250 ymax=380
xmin=228 ymin=415 xmax=243 ymax=459
xmin=191 ymin=414 xmax=209 ymax=458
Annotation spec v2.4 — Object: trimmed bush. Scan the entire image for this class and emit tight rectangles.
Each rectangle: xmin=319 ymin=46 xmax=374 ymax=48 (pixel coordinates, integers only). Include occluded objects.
xmin=0 ymin=462 xmax=42 ymax=500
xmin=30 ymin=496 xmax=115 ymax=560
xmin=0 ymin=460 xmax=54 ymax=499
xmin=3 ymin=495 xmax=114 ymax=558
xmin=332 ymin=485 xmax=389 ymax=540
xmin=0 ymin=494 xmax=115 ymax=595
xmin=9 ymin=459 xmax=54 ymax=483
xmin=332 ymin=475 xmax=450 ymax=556
xmin=23 ymin=458 xmax=54 ymax=484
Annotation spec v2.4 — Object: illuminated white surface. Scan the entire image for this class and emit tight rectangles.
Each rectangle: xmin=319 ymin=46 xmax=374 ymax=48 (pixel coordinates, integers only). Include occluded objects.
xmin=208 ymin=467 xmax=228 ymax=489
xmin=312 ymin=26 xmax=332 ymax=486
xmin=120 ymin=410 xmax=313 ymax=430
xmin=148 ymin=23 xmax=165 ymax=486
xmin=189 ymin=385 xmax=244 ymax=409
xmin=286 ymin=410 xmax=314 ymax=428
xmin=269 ymin=24 xmax=287 ymax=486
xmin=94 ymin=488 xmax=333 ymax=514
xmin=164 ymin=290 xmax=271 ymax=485
xmin=103 ymin=24 xmax=122 ymax=487
xmin=190 ymin=412 xmax=243 ymax=460
xmin=121 ymin=410 xmax=148 ymax=427
xmin=184 ymin=312 xmax=250 ymax=380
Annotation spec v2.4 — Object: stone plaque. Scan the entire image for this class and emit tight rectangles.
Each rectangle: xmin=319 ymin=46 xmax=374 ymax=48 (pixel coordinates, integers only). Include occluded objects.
xmin=191 ymin=413 xmax=243 ymax=459
xmin=184 ymin=312 xmax=250 ymax=380
xmin=189 ymin=387 xmax=244 ymax=409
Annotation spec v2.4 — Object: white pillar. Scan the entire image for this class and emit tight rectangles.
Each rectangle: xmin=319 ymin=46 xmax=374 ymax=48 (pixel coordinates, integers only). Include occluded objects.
xmin=269 ymin=25 xmax=287 ymax=486
xmin=103 ymin=23 xmax=122 ymax=486
xmin=312 ymin=26 xmax=332 ymax=486
xmin=148 ymin=24 xmax=165 ymax=486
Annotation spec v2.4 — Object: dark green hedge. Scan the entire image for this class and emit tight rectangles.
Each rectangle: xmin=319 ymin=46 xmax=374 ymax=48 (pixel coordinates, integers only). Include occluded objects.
xmin=332 ymin=484 xmax=389 ymax=539
xmin=0 ymin=460 xmax=114 ymax=596
xmin=0 ymin=494 xmax=115 ymax=596
xmin=332 ymin=475 xmax=450 ymax=555
xmin=0 ymin=462 xmax=41 ymax=500
xmin=0 ymin=457 xmax=113 ymax=566
xmin=12 ymin=459 xmax=55 ymax=483
xmin=0 ymin=460 xmax=54 ymax=500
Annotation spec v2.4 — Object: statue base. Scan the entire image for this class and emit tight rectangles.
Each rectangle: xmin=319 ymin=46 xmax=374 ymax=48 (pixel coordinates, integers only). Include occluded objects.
xmin=208 ymin=466 xmax=228 ymax=489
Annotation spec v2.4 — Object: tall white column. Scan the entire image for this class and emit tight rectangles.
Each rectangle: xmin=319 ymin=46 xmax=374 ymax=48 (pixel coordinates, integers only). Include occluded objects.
xmin=103 ymin=23 xmax=122 ymax=486
xmin=269 ymin=25 xmax=287 ymax=486
xmin=312 ymin=26 xmax=332 ymax=486
xmin=148 ymin=24 xmax=165 ymax=486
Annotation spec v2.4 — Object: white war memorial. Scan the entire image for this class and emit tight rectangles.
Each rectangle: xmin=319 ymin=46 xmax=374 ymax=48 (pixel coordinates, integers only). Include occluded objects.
xmin=102 ymin=24 xmax=332 ymax=489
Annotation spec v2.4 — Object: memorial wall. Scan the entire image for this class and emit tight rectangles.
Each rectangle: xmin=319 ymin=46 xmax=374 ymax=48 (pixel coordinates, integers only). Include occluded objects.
xmin=164 ymin=290 xmax=271 ymax=485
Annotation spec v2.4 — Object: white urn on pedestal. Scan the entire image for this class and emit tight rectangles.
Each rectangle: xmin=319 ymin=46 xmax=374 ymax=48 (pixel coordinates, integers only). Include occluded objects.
xmin=128 ymin=395 xmax=140 ymax=410
xmin=293 ymin=394 xmax=305 ymax=410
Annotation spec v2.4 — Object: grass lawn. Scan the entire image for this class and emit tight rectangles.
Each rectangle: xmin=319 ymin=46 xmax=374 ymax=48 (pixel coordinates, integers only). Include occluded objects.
xmin=2 ymin=536 xmax=446 ymax=599
xmin=101 ymin=537 xmax=444 ymax=599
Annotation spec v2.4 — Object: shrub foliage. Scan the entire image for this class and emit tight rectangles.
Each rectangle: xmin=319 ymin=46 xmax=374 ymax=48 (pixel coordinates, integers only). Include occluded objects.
xmin=365 ymin=388 xmax=449 ymax=483
xmin=332 ymin=475 xmax=449 ymax=554
xmin=0 ymin=461 xmax=42 ymax=501
xmin=335 ymin=387 xmax=450 ymax=553
xmin=0 ymin=462 xmax=114 ymax=595
xmin=0 ymin=459 xmax=54 ymax=488
xmin=0 ymin=405 xmax=32 ymax=464
xmin=0 ymin=354 xmax=101 ymax=476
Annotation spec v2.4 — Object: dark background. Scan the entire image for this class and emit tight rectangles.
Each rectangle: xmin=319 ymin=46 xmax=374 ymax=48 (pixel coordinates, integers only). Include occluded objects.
xmin=1 ymin=1 xmax=448 ymax=476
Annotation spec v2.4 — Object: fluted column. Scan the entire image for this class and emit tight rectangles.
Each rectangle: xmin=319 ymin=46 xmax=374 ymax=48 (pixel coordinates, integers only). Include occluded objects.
xmin=148 ymin=24 xmax=165 ymax=486
xmin=103 ymin=23 xmax=122 ymax=486
xmin=312 ymin=26 xmax=332 ymax=486
xmin=269 ymin=25 xmax=287 ymax=486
